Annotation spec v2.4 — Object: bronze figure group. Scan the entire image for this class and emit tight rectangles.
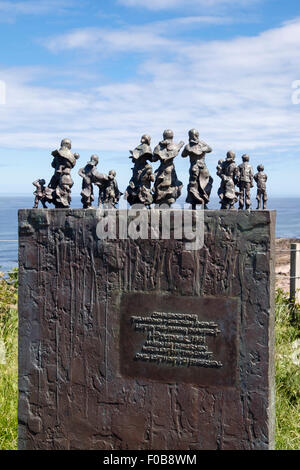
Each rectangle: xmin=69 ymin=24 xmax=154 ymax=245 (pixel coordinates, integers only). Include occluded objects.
xmin=33 ymin=132 xmax=268 ymax=210
xmin=125 ymin=134 xmax=154 ymax=207
xmin=216 ymin=152 xmax=267 ymax=210
xmin=33 ymin=139 xmax=80 ymax=209
xmin=182 ymin=129 xmax=213 ymax=210
xmin=78 ymin=155 xmax=122 ymax=209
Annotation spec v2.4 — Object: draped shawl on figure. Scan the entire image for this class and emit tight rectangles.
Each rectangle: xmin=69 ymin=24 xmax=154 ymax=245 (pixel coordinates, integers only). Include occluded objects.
xmin=182 ymin=139 xmax=213 ymax=206
xmin=152 ymin=140 xmax=183 ymax=205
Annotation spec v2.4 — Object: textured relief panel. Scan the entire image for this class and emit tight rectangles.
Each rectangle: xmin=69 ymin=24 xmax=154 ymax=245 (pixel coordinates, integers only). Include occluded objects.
xmin=120 ymin=293 xmax=239 ymax=387
xmin=18 ymin=209 xmax=276 ymax=450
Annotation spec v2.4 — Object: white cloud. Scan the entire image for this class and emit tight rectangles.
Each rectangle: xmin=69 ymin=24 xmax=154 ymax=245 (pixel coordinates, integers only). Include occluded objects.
xmin=0 ymin=0 xmax=78 ymax=21
xmin=118 ymin=0 xmax=256 ymax=11
xmin=2 ymin=18 xmax=300 ymax=152
xmin=46 ymin=27 xmax=179 ymax=54
xmin=44 ymin=14 xmax=236 ymax=55
xmin=1 ymin=17 xmax=300 ymax=195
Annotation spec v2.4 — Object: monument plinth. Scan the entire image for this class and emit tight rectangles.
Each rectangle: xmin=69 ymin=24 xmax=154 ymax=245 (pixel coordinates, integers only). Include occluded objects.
xmin=18 ymin=209 xmax=275 ymax=450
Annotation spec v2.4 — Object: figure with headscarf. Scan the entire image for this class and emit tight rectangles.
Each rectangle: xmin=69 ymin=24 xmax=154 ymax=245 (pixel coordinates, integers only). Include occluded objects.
xmin=182 ymin=129 xmax=213 ymax=209
xmin=152 ymin=129 xmax=184 ymax=207
xmin=125 ymin=134 xmax=154 ymax=207
xmin=45 ymin=138 xmax=80 ymax=208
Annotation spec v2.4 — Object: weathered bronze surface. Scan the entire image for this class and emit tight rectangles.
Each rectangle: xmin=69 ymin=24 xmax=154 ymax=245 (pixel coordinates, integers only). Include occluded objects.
xmin=182 ymin=129 xmax=213 ymax=209
xmin=152 ymin=130 xmax=184 ymax=206
xmin=99 ymin=170 xmax=123 ymax=208
xmin=78 ymin=154 xmax=104 ymax=209
xmin=254 ymin=165 xmax=268 ymax=210
xmin=44 ymin=139 xmax=80 ymax=209
xmin=32 ymin=135 xmax=270 ymax=211
xmin=216 ymin=151 xmax=239 ymax=210
xmin=237 ymin=154 xmax=254 ymax=210
xmin=18 ymin=210 xmax=276 ymax=450
xmin=125 ymin=135 xmax=154 ymax=207
xmin=32 ymin=179 xmax=47 ymax=209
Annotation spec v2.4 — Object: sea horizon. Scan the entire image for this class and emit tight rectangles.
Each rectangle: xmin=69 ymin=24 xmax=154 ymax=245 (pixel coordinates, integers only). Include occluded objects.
xmin=0 ymin=195 xmax=299 ymax=273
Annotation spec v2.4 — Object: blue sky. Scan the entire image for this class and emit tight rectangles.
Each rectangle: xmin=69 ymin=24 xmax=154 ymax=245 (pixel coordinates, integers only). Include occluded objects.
xmin=0 ymin=0 xmax=300 ymax=198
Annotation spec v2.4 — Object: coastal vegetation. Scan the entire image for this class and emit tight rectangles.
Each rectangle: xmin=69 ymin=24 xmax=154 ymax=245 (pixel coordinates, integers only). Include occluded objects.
xmin=275 ymin=290 xmax=300 ymax=450
xmin=0 ymin=269 xmax=18 ymax=450
xmin=0 ymin=271 xmax=299 ymax=450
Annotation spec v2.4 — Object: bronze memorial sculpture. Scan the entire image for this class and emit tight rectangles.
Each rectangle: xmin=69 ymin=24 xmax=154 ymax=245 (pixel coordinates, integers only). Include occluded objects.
xmin=216 ymin=151 xmax=239 ymax=210
xmin=182 ymin=129 xmax=213 ymax=209
xmin=22 ymin=132 xmax=275 ymax=450
xmin=79 ymin=155 xmax=122 ymax=209
xmin=32 ymin=179 xmax=47 ymax=209
xmin=31 ymin=134 xmax=269 ymax=212
xmin=125 ymin=134 xmax=154 ymax=207
xmin=237 ymin=154 xmax=254 ymax=210
xmin=152 ymin=129 xmax=184 ymax=207
xmin=99 ymin=169 xmax=123 ymax=208
xmin=78 ymin=154 xmax=108 ymax=209
xmin=44 ymin=138 xmax=80 ymax=209
xmin=254 ymin=164 xmax=268 ymax=210
xmin=78 ymin=154 xmax=100 ymax=209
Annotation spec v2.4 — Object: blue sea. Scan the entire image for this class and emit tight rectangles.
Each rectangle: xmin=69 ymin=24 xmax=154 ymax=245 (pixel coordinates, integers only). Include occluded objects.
xmin=0 ymin=196 xmax=299 ymax=273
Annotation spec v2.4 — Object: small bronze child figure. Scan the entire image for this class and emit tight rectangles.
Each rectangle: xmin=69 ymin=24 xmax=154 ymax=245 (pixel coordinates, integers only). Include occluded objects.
xmin=33 ymin=179 xmax=47 ymax=208
xmin=100 ymin=170 xmax=123 ymax=208
xmin=254 ymin=164 xmax=268 ymax=209
xmin=237 ymin=154 xmax=254 ymax=210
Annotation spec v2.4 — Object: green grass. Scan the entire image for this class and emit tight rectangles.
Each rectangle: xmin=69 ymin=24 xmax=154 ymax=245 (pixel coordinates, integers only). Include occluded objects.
xmin=0 ymin=272 xmax=299 ymax=450
xmin=275 ymin=290 xmax=300 ymax=450
xmin=0 ymin=269 xmax=18 ymax=450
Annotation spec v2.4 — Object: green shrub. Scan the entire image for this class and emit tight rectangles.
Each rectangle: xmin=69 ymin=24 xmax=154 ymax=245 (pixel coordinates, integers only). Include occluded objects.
xmin=0 ymin=269 xmax=18 ymax=450
xmin=275 ymin=290 xmax=300 ymax=450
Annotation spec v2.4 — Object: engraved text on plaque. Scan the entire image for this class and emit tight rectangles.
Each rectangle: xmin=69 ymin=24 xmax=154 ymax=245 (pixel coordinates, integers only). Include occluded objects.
xmin=131 ymin=312 xmax=223 ymax=368
xmin=120 ymin=293 xmax=239 ymax=387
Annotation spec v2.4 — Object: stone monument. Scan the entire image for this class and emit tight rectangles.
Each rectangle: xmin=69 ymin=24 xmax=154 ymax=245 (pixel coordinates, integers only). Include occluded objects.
xmin=152 ymin=130 xmax=184 ymax=206
xmin=18 ymin=208 xmax=276 ymax=450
